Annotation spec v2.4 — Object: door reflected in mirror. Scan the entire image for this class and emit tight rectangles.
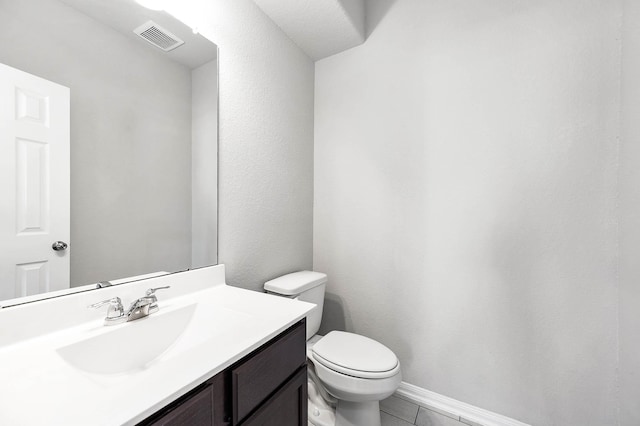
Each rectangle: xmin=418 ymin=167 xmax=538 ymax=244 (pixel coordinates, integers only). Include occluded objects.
xmin=0 ymin=0 xmax=218 ymax=306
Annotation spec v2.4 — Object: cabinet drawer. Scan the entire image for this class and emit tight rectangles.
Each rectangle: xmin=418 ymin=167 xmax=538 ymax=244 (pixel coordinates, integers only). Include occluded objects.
xmin=145 ymin=384 xmax=213 ymax=426
xmin=241 ymin=367 xmax=307 ymax=426
xmin=232 ymin=320 xmax=306 ymax=423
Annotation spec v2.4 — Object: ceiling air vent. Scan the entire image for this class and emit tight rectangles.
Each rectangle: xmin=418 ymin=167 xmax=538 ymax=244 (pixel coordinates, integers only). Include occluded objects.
xmin=133 ymin=21 xmax=184 ymax=52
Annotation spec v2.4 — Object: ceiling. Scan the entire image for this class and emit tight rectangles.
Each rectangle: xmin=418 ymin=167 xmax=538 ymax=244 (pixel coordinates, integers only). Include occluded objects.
xmin=60 ymin=0 xmax=217 ymax=69
xmin=252 ymin=0 xmax=366 ymax=61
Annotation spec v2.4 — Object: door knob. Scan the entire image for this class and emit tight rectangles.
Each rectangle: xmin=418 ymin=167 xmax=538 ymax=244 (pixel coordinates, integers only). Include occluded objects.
xmin=52 ymin=241 xmax=68 ymax=251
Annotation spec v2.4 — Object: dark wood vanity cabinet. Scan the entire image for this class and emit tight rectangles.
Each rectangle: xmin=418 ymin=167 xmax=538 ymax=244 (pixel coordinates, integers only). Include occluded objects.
xmin=240 ymin=367 xmax=307 ymax=426
xmin=144 ymin=384 xmax=215 ymax=426
xmin=139 ymin=319 xmax=307 ymax=426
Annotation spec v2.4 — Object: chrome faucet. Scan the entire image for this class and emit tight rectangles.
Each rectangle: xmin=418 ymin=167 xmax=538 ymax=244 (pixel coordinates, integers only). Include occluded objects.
xmin=89 ymin=286 xmax=170 ymax=326
xmin=88 ymin=297 xmax=126 ymax=325
xmin=125 ymin=286 xmax=170 ymax=321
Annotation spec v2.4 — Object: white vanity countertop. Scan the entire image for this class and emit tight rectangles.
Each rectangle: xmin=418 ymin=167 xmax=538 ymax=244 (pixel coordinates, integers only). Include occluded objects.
xmin=0 ymin=265 xmax=314 ymax=425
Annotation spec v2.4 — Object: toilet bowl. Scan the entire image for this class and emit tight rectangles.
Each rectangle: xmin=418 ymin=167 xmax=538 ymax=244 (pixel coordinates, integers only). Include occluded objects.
xmin=307 ymin=361 xmax=336 ymax=426
xmin=265 ymin=271 xmax=402 ymax=426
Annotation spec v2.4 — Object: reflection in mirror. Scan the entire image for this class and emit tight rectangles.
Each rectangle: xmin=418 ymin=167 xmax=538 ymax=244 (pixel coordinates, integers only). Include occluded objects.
xmin=0 ymin=0 xmax=218 ymax=307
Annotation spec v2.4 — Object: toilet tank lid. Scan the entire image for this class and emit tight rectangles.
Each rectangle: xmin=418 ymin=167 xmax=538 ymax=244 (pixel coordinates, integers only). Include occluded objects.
xmin=264 ymin=271 xmax=327 ymax=295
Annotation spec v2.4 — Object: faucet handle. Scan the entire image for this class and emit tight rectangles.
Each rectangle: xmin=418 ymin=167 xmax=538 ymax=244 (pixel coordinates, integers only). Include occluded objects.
xmin=144 ymin=286 xmax=170 ymax=315
xmin=145 ymin=286 xmax=170 ymax=297
xmin=88 ymin=296 xmax=122 ymax=309
xmin=88 ymin=297 xmax=125 ymax=325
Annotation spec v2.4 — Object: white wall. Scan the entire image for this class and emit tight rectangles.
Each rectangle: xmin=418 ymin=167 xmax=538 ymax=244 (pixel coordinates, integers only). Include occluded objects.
xmin=314 ymin=1 xmax=621 ymax=424
xmin=620 ymin=0 xmax=640 ymax=424
xmin=169 ymin=0 xmax=315 ymax=291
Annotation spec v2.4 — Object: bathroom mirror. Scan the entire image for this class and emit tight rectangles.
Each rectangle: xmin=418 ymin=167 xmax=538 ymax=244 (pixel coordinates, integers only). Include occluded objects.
xmin=0 ymin=0 xmax=218 ymax=307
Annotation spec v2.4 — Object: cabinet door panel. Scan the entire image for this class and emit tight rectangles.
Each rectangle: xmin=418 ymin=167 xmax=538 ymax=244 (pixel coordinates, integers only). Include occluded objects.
xmin=241 ymin=367 xmax=307 ymax=426
xmin=232 ymin=321 xmax=306 ymax=423
xmin=145 ymin=384 xmax=214 ymax=426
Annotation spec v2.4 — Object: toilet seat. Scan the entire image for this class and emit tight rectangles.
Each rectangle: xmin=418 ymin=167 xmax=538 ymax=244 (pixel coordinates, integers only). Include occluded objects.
xmin=311 ymin=331 xmax=400 ymax=379
xmin=311 ymin=352 xmax=402 ymax=403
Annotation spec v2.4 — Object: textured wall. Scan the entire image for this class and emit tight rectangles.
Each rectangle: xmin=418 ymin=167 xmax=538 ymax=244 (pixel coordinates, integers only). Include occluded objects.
xmin=314 ymin=1 xmax=620 ymax=424
xmin=0 ymin=0 xmax=193 ymax=287
xmin=620 ymin=0 xmax=640 ymax=424
xmin=169 ymin=0 xmax=315 ymax=291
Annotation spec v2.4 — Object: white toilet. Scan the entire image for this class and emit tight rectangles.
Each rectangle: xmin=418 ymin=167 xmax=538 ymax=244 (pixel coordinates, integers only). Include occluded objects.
xmin=265 ymin=271 xmax=402 ymax=426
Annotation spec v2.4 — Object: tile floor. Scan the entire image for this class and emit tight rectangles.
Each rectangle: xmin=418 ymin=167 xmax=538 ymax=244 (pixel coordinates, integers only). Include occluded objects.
xmin=380 ymin=395 xmax=484 ymax=426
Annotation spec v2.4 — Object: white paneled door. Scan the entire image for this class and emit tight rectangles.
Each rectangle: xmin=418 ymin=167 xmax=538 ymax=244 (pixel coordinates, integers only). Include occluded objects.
xmin=0 ymin=63 xmax=70 ymax=301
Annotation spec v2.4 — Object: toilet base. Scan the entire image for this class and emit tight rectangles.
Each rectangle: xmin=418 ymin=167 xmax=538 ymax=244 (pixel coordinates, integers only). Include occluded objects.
xmin=335 ymin=400 xmax=381 ymax=426
xmin=308 ymin=378 xmax=336 ymax=426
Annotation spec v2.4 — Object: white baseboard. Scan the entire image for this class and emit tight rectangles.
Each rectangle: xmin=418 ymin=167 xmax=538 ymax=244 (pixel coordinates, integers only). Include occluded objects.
xmin=394 ymin=382 xmax=531 ymax=426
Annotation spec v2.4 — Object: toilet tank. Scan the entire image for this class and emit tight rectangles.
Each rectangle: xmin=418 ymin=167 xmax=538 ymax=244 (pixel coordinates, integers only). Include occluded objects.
xmin=264 ymin=271 xmax=327 ymax=340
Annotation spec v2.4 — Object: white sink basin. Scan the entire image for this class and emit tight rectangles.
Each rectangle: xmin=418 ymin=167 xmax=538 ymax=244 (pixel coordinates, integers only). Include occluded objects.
xmin=57 ymin=304 xmax=196 ymax=375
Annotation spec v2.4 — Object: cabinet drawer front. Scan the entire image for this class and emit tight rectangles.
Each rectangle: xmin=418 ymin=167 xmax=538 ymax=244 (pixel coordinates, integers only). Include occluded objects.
xmin=241 ymin=367 xmax=307 ymax=426
xmin=146 ymin=384 xmax=213 ymax=426
xmin=232 ymin=321 xmax=306 ymax=423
